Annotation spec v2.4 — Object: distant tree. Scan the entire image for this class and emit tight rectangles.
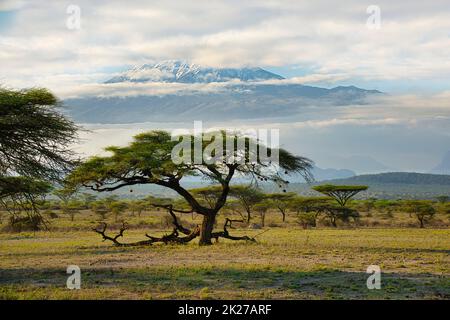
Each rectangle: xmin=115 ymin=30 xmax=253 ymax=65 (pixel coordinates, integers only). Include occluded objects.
xmin=290 ymin=196 xmax=359 ymax=227
xmin=108 ymin=201 xmax=128 ymax=222
xmin=253 ymin=200 xmax=272 ymax=227
xmin=54 ymin=188 xmax=80 ymax=221
xmin=128 ymin=200 xmax=146 ymax=217
xmin=403 ymin=200 xmax=436 ymax=228
xmin=80 ymin=193 xmax=97 ymax=209
xmin=229 ymin=185 xmax=266 ymax=223
xmin=66 ymin=131 xmax=312 ymax=245
xmin=190 ymin=185 xmax=223 ymax=209
xmin=296 ymin=212 xmax=317 ymax=229
xmin=91 ymin=201 xmax=109 ymax=220
xmin=436 ymin=195 xmax=449 ymax=203
xmin=265 ymin=192 xmax=296 ymax=221
xmin=63 ymin=200 xmax=81 ymax=222
xmin=312 ymin=185 xmax=368 ymax=207
xmin=289 ymin=196 xmax=329 ymax=227
xmin=362 ymin=198 xmax=377 ymax=214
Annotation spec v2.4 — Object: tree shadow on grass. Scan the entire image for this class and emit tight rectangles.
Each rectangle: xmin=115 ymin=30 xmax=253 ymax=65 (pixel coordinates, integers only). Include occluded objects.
xmin=0 ymin=267 xmax=448 ymax=299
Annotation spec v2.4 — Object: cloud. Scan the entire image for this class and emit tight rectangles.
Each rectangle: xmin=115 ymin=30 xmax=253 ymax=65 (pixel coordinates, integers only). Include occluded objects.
xmin=58 ymin=81 xmax=229 ymax=99
xmin=0 ymin=0 xmax=26 ymax=11
xmin=1 ymin=0 xmax=450 ymax=93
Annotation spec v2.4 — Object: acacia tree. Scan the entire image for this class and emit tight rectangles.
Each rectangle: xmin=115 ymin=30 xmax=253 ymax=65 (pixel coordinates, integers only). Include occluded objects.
xmin=54 ymin=188 xmax=78 ymax=221
xmin=91 ymin=200 xmax=109 ymax=220
xmin=128 ymin=200 xmax=146 ymax=217
xmin=229 ymin=185 xmax=266 ymax=223
xmin=436 ymin=196 xmax=449 ymax=204
xmin=108 ymin=201 xmax=128 ymax=222
xmin=312 ymin=185 xmax=368 ymax=207
xmin=289 ymin=196 xmax=329 ymax=227
xmin=0 ymin=88 xmax=78 ymax=181
xmin=290 ymin=196 xmax=359 ymax=227
xmin=265 ymin=192 xmax=296 ymax=221
xmin=403 ymin=200 xmax=436 ymax=228
xmin=66 ymin=130 xmax=312 ymax=245
xmin=0 ymin=176 xmax=52 ymax=228
xmin=253 ymin=200 xmax=272 ymax=227
xmin=0 ymin=88 xmax=78 ymax=224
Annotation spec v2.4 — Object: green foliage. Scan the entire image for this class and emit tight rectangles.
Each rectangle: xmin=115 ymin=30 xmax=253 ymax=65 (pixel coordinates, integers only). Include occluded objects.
xmin=90 ymin=201 xmax=109 ymax=220
xmin=228 ymin=185 xmax=266 ymax=222
xmin=0 ymin=176 xmax=51 ymax=199
xmin=127 ymin=200 xmax=146 ymax=217
xmin=296 ymin=212 xmax=317 ymax=229
xmin=402 ymin=200 xmax=436 ymax=228
xmin=0 ymin=88 xmax=77 ymax=224
xmin=265 ymin=192 xmax=296 ymax=221
xmin=190 ymin=185 xmax=224 ymax=209
xmin=436 ymin=195 xmax=449 ymax=203
xmin=0 ymin=176 xmax=52 ymax=228
xmin=5 ymin=214 xmax=45 ymax=232
xmin=0 ymin=88 xmax=78 ymax=181
xmin=108 ymin=201 xmax=128 ymax=222
xmin=289 ymin=196 xmax=359 ymax=227
xmin=66 ymin=130 xmax=312 ymax=244
xmin=312 ymin=184 xmax=368 ymax=207
xmin=66 ymin=130 xmax=312 ymax=198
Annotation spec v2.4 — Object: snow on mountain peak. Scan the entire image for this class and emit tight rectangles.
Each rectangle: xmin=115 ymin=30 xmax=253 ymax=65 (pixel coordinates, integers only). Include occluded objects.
xmin=105 ymin=60 xmax=284 ymax=84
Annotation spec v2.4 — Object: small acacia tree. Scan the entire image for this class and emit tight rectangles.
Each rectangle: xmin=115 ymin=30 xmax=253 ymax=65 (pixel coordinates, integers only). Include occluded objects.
xmin=312 ymin=185 xmax=368 ymax=207
xmin=128 ymin=200 xmax=146 ymax=217
xmin=403 ymin=200 xmax=436 ymax=228
xmin=66 ymin=130 xmax=312 ymax=245
xmin=253 ymin=200 xmax=272 ymax=227
xmin=436 ymin=196 xmax=449 ymax=204
xmin=91 ymin=200 xmax=109 ymax=220
xmin=0 ymin=176 xmax=52 ymax=230
xmin=290 ymin=196 xmax=359 ymax=227
xmin=108 ymin=201 xmax=128 ymax=222
xmin=228 ymin=185 xmax=266 ymax=223
xmin=265 ymin=192 xmax=296 ymax=222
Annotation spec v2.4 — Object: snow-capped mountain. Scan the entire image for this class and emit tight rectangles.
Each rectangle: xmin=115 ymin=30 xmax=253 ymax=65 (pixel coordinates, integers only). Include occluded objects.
xmin=105 ymin=60 xmax=285 ymax=84
xmin=64 ymin=60 xmax=382 ymax=123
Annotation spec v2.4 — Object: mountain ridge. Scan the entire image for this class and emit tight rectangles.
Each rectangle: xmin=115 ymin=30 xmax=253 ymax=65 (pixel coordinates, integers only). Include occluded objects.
xmin=323 ymin=172 xmax=450 ymax=185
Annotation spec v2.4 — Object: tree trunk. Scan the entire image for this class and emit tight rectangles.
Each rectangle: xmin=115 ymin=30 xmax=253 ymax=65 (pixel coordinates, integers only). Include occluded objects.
xmin=260 ymin=212 xmax=265 ymax=227
xmin=331 ymin=216 xmax=337 ymax=227
xmin=199 ymin=213 xmax=216 ymax=245
xmin=246 ymin=210 xmax=251 ymax=223
xmin=279 ymin=208 xmax=286 ymax=222
xmin=419 ymin=217 xmax=424 ymax=228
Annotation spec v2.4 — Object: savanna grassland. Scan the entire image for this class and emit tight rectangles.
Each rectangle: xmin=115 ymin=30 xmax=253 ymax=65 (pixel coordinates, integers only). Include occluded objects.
xmin=0 ymin=209 xmax=449 ymax=300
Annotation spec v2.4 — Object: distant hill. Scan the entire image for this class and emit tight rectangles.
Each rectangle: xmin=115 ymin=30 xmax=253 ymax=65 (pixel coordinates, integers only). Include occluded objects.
xmin=329 ymin=172 xmax=450 ymax=185
xmin=284 ymin=172 xmax=450 ymax=199
xmin=311 ymin=166 xmax=355 ymax=181
xmin=331 ymin=155 xmax=392 ymax=174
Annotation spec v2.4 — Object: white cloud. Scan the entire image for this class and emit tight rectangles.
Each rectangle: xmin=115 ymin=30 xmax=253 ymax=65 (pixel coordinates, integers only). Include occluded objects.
xmin=1 ymin=0 xmax=450 ymax=93
xmin=0 ymin=0 xmax=26 ymax=11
